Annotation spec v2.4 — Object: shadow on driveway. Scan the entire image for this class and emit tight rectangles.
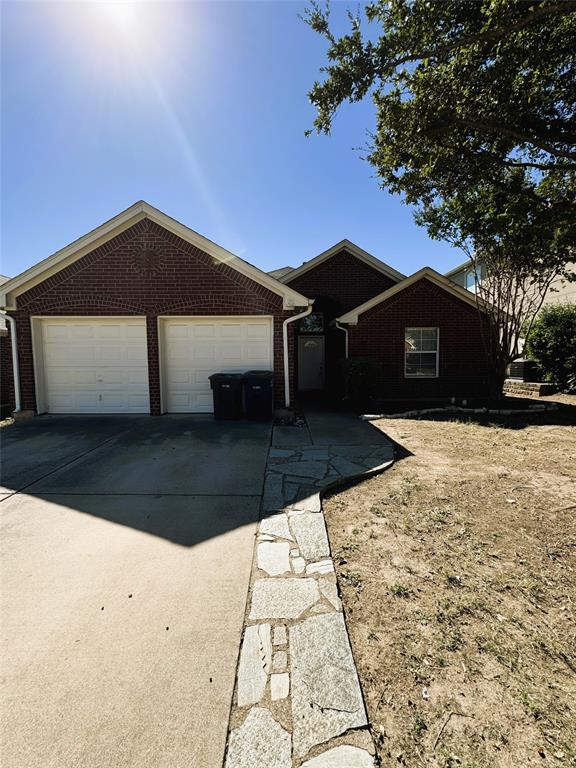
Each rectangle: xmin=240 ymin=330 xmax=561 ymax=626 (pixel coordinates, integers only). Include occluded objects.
xmin=1 ymin=415 xmax=271 ymax=546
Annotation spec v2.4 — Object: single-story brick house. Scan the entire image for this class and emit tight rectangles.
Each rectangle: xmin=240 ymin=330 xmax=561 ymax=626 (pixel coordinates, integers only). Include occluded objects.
xmin=0 ymin=202 xmax=493 ymax=416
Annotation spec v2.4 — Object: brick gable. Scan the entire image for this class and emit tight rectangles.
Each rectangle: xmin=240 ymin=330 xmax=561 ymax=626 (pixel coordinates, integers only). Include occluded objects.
xmin=348 ymin=278 xmax=493 ymax=398
xmin=12 ymin=219 xmax=297 ymax=414
xmin=285 ymin=249 xmax=397 ymax=317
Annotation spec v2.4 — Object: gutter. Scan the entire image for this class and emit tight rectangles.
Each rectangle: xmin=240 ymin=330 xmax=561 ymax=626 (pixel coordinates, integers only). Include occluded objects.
xmin=282 ymin=305 xmax=313 ymax=408
xmin=1 ymin=312 xmax=21 ymax=413
xmin=335 ymin=320 xmax=349 ymax=358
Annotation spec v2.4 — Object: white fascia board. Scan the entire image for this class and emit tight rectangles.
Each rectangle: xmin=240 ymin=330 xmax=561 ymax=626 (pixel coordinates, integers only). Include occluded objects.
xmin=337 ymin=267 xmax=486 ymax=325
xmin=281 ymin=239 xmax=406 ymax=285
xmin=445 ymin=258 xmax=473 ymax=278
xmin=1 ymin=201 xmax=311 ymax=311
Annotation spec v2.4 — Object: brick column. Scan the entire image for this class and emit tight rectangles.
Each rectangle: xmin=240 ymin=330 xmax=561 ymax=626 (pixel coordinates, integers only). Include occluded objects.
xmin=146 ymin=315 xmax=162 ymax=415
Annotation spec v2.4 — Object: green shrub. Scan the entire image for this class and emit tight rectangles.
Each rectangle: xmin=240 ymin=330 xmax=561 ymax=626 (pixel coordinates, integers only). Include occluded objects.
xmin=340 ymin=357 xmax=382 ymax=409
xmin=525 ymin=304 xmax=576 ymax=391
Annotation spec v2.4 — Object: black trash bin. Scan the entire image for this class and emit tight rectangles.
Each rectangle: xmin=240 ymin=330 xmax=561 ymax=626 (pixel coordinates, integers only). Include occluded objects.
xmin=243 ymin=370 xmax=274 ymax=420
xmin=209 ymin=373 xmax=244 ymax=420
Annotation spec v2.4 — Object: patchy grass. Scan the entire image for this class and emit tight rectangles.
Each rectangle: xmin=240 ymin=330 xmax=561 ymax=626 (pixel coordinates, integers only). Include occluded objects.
xmin=324 ymin=398 xmax=576 ymax=768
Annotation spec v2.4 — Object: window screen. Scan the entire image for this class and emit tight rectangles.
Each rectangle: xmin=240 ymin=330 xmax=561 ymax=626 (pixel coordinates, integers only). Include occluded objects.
xmin=405 ymin=327 xmax=439 ymax=377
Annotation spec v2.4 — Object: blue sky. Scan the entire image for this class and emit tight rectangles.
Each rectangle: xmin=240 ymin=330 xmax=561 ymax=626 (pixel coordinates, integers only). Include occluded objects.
xmin=1 ymin=1 xmax=461 ymax=279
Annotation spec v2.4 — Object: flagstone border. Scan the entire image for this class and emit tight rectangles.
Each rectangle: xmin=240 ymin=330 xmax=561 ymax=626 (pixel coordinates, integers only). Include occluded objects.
xmin=361 ymin=403 xmax=559 ymax=420
xmin=223 ymin=435 xmax=395 ymax=768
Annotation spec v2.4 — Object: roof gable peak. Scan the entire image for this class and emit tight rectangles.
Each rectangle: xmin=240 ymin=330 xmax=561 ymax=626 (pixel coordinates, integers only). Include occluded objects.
xmin=281 ymin=239 xmax=405 ymax=285
xmin=337 ymin=266 xmax=487 ymax=324
xmin=1 ymin=202 xmax=311 ymax=311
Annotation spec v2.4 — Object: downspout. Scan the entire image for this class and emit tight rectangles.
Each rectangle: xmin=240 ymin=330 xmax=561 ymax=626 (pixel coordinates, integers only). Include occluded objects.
xmin=335 ymin=320 xmax=349 ymax=358
xmin=282 ymin=304 xmax=313 ymax=408
xmin=2 ymin=313 xmax=21 ymax=413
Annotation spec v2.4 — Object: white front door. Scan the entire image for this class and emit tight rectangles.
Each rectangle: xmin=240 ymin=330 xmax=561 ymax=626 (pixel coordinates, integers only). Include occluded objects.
xmin=162 ymin=317 xmax=273 ymax=413
xmin=39 ymin=318 xmax=149 ymax=414
xmin=298 ymin=335 xmax=325 ymax=391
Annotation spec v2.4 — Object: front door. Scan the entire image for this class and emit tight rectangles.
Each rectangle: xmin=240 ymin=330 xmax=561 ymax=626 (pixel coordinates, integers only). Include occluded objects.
xmin=298 ymin=335 xmax=325 ymax=391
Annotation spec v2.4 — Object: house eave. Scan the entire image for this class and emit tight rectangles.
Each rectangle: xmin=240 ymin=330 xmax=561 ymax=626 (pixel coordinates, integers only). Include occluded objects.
xmin=0 ymin=201 xmax=311 ymax=311
xmin=337 ymin=267 xmax=487 ymax=325
xmin=281 ymin=239 xmax=406 ymax=286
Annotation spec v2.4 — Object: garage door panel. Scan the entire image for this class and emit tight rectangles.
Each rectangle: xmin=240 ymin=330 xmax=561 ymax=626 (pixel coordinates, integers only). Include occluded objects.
xmin=97 ymin=325 xmax=122 ymax=340
xmin=97 ymin=347 xmax=124 ymax=364
xmin=124 ymin=347 xmax=148 ymax=364
xmin=43 ymin=324 xmax=71 ymax=341
xmin=40 ymin=319 xmax=149 ymax=414
xmin=196 ymin=392 xmax=214 ymax=409
xmin=191 ymin=342 xmax=217 ymax=361
xmin=166 ymin=340 xmax=192 ymax=359
xmin=220 ymin=324 xmax=243 ymax=339
xmin=124 ymin=324 xmax=147 ymax=340
xmin=220 ymin=344 xmax=243 ymax=362
xmin=70 ymin=325 xmax=95 ymax=340
xmin=245 ymin=324 xmax=269 ymax=339
xmin=126 ymin=369 xmax=148 ymax=385
xmin=192 ymin=324 xmax=216 ymax=339
xmin=169 ymin=370 xmax=192 ymax=385
xmin=194 ymin=368 xmax=216 ymax=384
xmin=163 ymin=317 xmax=273 ymax=413
xmin=165 ymin=324 xmax=191 ymax=340
xmin=45 ymin=344 xmax=96 ymax=365
xmin=45 ymin=370 xmax=96 ymax=387
xmin=244 ymin=341 xmax=270 ymax=360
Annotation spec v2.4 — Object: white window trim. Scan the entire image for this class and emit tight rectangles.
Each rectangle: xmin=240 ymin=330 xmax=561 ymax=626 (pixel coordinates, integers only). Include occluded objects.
xmin=404 ymin=326 xmax=439 ymax=379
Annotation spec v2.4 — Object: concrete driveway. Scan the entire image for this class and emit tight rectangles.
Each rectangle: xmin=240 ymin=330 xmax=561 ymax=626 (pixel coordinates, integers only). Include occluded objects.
xmin=0 ymin=415 xmax=271 ymax=768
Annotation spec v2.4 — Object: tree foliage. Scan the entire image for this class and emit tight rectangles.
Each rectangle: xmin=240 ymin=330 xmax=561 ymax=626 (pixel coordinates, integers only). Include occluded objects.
xmin=305 ymin=0 xmax=576 ymax=190
xmin=525 ymin=304 xmax=576 ymax=390
xmin=304 ymin=0 xmax=576 ymax=391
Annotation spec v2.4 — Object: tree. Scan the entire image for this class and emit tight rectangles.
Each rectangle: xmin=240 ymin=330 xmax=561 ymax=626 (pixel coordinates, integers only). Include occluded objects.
xmin=304 ymin=0 xmax=576 ymax=393
xmin=526 ymin=304 xmax=576 ymax=390
xmin=420 ymin=170 xmax=574 ymax=392
xmin=305 ymin=1 xmax=576 ymax=187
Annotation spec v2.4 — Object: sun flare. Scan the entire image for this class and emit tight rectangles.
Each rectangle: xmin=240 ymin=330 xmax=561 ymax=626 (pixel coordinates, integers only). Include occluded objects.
xmin=99 ymin=1 xmax=141 ymax=36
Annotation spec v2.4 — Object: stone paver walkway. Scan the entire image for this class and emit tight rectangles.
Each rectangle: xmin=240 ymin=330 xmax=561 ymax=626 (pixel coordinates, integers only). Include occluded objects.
xmin=224 ymin=413 xmax=394 ymax=768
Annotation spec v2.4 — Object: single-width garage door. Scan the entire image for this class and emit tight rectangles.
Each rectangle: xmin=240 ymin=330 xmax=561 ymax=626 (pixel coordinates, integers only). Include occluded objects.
xmin=162 ymin=317 xmax=273 ymax=412
xmin=38 ymin=318 xmax=150 ymax=414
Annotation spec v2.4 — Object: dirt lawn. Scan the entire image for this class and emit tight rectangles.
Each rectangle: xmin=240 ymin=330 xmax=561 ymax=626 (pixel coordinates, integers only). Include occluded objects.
xmin=324 ymin=397 xmax=576 ymax=768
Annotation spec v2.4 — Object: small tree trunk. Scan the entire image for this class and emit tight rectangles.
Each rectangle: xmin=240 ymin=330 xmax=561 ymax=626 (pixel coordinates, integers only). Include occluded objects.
xmin=491 ymin=358 xmax=508 ymax=399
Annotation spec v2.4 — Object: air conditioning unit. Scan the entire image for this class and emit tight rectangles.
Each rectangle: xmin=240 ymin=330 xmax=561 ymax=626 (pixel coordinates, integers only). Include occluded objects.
xmin=508 ymin=359 xmax=540 ymax=382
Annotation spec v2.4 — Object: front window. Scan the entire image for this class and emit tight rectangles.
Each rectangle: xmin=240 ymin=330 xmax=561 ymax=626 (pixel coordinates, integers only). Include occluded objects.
xmin=299 ymin=313 xmax=324 ymax=333
xmin=464 ymin=264 xmax=484 ymax=292
xmin=405 ymin=327 xmax=439 ymax=378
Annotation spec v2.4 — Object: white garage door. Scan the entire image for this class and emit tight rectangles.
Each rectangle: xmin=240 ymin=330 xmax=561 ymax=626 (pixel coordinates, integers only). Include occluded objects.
xmin=39 ymin=318 xmax=150 ymax=414
xmin=162 ymin=317 xmax=273 ymax=413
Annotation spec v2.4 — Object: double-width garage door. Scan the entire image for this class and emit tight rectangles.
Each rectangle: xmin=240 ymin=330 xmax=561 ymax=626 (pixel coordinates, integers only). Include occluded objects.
xmin=162 ymin=317 xmax=273 ymax=413
xmin=38 ymin=318 xmax=150 ymax=414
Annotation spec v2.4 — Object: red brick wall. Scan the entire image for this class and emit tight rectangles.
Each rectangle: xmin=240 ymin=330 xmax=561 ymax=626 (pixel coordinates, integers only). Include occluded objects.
xmin=9 ymin=219 xmax=299 ymax=414
xmin=286 ymin=249 xmax=397 ymax=318
xmin=348 ymin=278 xmax=494 ymax=398
xmin=1 ymin=331 xmax=14 ymax=416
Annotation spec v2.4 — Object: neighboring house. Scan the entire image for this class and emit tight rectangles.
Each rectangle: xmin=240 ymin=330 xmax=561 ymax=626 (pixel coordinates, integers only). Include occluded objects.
xmin=446 ymin=259 xmax=576 ymax=306
xmin=0 ymin=202 xmax=494 ymax=416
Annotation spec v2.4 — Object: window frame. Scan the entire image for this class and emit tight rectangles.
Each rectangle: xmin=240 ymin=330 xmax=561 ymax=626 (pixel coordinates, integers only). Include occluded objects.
xmin=299 ymin=312 xmax=324 ymax=334
xmin=404 ymin=326 xmax=440 ymax=379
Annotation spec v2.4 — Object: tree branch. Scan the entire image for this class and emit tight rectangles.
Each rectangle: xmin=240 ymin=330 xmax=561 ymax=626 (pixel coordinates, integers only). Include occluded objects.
xmin=373 ymin=2 xmax=576 ymax=80
xmin=452 ymin=119 xmax=576 ymax=160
